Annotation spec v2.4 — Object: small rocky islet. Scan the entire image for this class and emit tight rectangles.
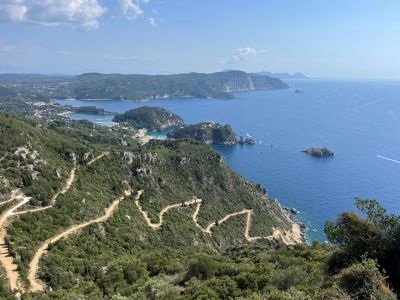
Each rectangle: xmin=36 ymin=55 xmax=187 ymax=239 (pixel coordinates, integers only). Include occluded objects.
xmin=302 ymin=147 xmax=335 ymax=157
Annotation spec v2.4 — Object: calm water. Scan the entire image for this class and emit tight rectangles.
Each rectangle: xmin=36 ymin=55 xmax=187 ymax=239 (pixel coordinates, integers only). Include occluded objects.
xmin=57 ymin=79 xmax=400 ymax=241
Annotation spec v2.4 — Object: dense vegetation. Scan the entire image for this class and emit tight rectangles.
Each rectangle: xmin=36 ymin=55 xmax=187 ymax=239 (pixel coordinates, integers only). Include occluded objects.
xmin=168 ymin=122 xmax=238 ymax=145
xmin=325 ymin=198 xmax=400 ymax=295
xmin=16 ymin=197 xmax=396 ymax=300
xmin=0 ymin=111 xmax=398 ymax=299
xmin=0 ymin=71 xmax=288 ymax=101
xmin=113 ymin=106 xmax=185 ymax=132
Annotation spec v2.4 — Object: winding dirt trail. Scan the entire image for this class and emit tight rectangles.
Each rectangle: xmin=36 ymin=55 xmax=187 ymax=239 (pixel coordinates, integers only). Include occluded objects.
xmin=28 ymin=189 xmax=132 ymax=292
xmin=135 ymin=193 xmax=301 ymax=244
xmin=11 ymin=161 xmax=77 ymax=216
xmin=0 ymin=161 xmax=78 ymax=291
xmin=0 ymin=191 xmax=31 ymax=291
xmin=88 ymin=151 xmax=110 ymax=165
xmin=0 ymin=151 xmax=108 ymax=292
xmin=11 ymin=150 xmax=108 ymax=217
xmin=0 ymin=190 xmax=20 ymax=206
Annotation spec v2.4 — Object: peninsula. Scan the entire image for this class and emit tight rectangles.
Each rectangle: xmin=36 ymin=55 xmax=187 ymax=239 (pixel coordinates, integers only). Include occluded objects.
xmin=0 ymin=70 xmax=288 ymax=101
xmin=112 ymin=106 xmax=185 ymax=132
xmin=168 ymin=121 xmax=256 ymax=145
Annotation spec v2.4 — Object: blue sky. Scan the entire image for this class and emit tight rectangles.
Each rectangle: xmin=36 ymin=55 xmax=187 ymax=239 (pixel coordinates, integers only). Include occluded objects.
xmin=1 ymin=0 xmax=400 ymax=78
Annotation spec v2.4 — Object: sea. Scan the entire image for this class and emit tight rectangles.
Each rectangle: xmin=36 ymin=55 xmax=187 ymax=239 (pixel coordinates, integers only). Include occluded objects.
xmin=56 ymin=79 xmax=400 ymax=241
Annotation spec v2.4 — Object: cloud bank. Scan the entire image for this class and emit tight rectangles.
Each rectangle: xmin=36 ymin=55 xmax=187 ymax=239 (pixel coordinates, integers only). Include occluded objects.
xmin=0 ymin=0 xmax=150 ymax=30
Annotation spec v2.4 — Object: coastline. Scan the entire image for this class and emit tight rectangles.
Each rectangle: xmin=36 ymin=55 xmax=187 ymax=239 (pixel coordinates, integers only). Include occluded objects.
xmin=53 ymin=107 xmax=309 ymax=244
xmin=282 ymin=206 xmax=308 ymax=244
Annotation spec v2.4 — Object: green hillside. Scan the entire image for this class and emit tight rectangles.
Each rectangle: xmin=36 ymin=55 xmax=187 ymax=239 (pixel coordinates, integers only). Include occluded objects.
xmin=0 ymin=112 xmax=398 ymax=299
xmin=113 ymin=106 xmax=185 ymax=131
xmin=0 ymin=71 xmax=288 ymax=101
xmin=168 ymin=122 xmax=238 ymax=144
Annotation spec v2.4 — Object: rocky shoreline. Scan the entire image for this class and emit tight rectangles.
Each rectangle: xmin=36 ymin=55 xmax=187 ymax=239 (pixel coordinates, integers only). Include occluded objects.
xmin=282 ymin=207 xmax=308 ymax=244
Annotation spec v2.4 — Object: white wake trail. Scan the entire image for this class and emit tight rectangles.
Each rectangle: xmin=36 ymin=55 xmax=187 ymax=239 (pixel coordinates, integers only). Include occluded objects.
xmin=377 ymin=155 xmax=400 ymax=164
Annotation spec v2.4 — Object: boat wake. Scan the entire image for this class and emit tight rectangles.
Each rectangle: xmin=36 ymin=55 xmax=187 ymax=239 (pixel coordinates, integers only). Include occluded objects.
xmin=377 ymin=155 xmax=400 ymax=164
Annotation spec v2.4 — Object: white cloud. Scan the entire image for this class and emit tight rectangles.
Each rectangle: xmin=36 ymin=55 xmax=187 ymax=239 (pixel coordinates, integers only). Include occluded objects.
xmin=0 ymin=0 xmax=107 ymax=30
xmin=0 ymin=0 xmax=152 ymax=29
xmin=148 ymin=17 xmax=156 ymax=27
xmin=233 ymin=47 xmax=265 ymax=62
xmin=116 ymin=0 xmax=143 ymax=20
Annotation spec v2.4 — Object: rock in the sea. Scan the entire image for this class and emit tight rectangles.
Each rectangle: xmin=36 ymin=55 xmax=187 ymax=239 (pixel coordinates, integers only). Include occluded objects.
xmin=237 ymin=136 xmax=256 ymax=145
xmin=290 ymin=208 xmax=298 ymax=214
xmin=302 ymin=147 xmax=334 ymax=157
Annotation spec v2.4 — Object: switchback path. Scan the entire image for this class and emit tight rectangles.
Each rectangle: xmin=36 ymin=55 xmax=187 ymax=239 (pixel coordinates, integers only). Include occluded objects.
xmin=0 ymin=151 xmax=108 ymax=291
xmin=12 ymin=150 xmax=109 ymax=217
xmin=11 ymin=160 xmax=77 ymax=216
xmin=88 ymin=151 xmax=110 ymax=165
xmin=28 ymin=189 xmax=132 ymax=292
xmin=0 ymin=190 xmax=20 ymax=206
xmin=135 ymin=193 xmax=301 ymax=245
xmin=0 ymin=191 xmax=31 ymax=291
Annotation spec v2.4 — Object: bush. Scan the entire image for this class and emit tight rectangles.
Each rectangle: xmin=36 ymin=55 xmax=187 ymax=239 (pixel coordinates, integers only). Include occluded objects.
xmin=207 ymin=276 xmax=239 ymax=299
xmin=132 ymin=278 xmax=183 ymax=300
xmin=334 ymin=260 xmax=396 ymax=300
xmin=274 ymin=266 xmax=306 ymax=291
xmin=185 ymin=255 xmax=217 ymax=281
xmin=183 ymin=278 xmax=219 ymax=300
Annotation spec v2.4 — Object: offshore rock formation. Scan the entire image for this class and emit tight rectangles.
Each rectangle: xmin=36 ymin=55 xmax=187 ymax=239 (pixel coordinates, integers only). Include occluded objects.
xmin=302 ymin=147 xmax=334 ymax=157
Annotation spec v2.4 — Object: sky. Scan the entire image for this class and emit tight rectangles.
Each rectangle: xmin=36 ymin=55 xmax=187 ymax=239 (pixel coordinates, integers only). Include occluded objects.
xmin=1 ymin=0 xmax=400 ymax=79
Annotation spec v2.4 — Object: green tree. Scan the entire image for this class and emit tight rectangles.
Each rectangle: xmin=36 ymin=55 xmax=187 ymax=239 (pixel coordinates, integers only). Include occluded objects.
xmin=132 ymin=278 xmax=183 ymax=300
xmin=334 ymin=260 xmax=396 ymax=300
xmin=185 ymin=255 xmax=217 ymax=281
xmin=325 ymin=198 xmax=400 ymax=294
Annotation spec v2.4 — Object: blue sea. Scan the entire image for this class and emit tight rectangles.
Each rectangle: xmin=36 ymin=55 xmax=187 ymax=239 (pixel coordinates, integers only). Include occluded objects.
xmin=57 ymin=79 xmax=400 ymax=241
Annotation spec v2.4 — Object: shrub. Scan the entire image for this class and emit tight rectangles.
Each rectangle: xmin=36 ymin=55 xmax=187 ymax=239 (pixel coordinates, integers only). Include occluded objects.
xmin=185 ymin=255 xmax=217 ymax=281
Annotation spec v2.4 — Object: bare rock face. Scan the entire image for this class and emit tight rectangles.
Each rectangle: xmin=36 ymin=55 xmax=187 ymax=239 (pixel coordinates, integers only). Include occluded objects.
xmin=121 ymin=152 xmax=165 ymax=165
xmin=302 ymin=147 xmax=334 ymax=157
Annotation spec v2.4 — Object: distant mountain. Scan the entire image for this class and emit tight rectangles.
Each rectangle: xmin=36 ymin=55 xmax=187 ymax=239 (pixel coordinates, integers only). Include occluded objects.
xmin=62 ymin=71 xmax=288 ymax=100
xmin=0 ymin=70 xmax=288 ymax=100
xmin=258 ymin=72 xmax=308 ymax=79
xmin=0 ymin=74 xmax=72 ymax=84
